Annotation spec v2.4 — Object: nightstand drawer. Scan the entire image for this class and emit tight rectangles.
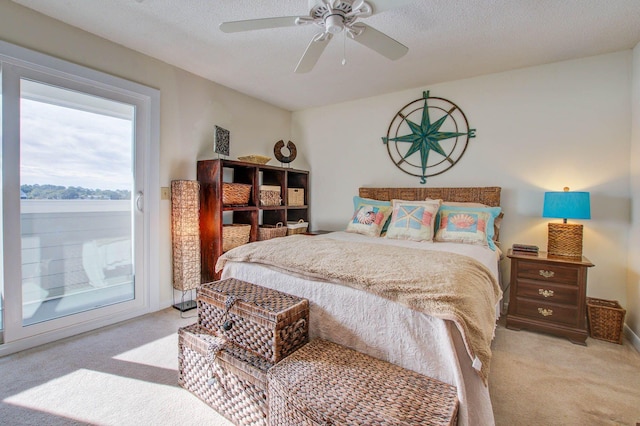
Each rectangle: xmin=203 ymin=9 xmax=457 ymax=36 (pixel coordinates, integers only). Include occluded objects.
xmin=517 ymin=260 xmax=578 ymax=285
xmin=515 ymin=298 xmax=578 ymax=326
xmin=515 ymin=280 xmax=578 ymax=305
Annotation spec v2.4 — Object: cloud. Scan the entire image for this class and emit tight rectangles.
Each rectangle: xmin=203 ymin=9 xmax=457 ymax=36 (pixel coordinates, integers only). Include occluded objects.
xmin=20 ymin=99 xmax=134 ymax=191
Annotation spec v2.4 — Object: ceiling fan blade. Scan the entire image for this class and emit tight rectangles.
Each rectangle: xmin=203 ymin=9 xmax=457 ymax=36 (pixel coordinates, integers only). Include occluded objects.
xmin=349 ymin=23 xmax=408 ymax=60
xmin=219 ymin=16 xmax=300 ymax=33
xmin=295 ymin=33 xmax=333 ymax=73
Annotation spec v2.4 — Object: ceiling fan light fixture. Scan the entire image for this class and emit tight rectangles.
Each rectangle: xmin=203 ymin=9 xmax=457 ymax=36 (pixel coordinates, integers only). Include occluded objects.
xmin=325 ymin=14 xmax=345 ymax=33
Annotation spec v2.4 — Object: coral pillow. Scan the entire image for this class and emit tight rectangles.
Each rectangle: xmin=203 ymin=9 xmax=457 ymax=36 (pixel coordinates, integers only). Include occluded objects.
xmin=435 ymin=208 xmax=494 ymax=248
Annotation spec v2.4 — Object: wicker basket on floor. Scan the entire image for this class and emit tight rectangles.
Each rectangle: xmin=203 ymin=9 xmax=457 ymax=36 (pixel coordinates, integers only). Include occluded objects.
xmin=258 ymin=222 xmax=287 ymax=241
xmin=223 ymin=224 xmax=251 ymax=252
xmin=586 ymin=297 xmax=625 ymax=344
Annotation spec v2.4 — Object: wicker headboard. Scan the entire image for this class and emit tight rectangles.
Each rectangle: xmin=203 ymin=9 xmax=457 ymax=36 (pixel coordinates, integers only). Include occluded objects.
xmin=359 ymin=187 xmax=501 ymax=207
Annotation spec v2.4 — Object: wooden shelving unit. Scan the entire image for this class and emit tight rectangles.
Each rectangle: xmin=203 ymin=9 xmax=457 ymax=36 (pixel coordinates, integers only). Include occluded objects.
xmin=197 ymin=159 xmax=309 ymax=282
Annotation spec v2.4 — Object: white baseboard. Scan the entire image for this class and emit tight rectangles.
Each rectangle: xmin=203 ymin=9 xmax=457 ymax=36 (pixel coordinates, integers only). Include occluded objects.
xmin=624 ymin=324 xmax=640 ymax=353
xmin=0 ymin=308 xmax=150 ymax=358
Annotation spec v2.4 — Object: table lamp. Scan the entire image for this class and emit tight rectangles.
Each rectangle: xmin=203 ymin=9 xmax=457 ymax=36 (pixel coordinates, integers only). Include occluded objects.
xmin=542 ymin=187 xmax=590 ymax=258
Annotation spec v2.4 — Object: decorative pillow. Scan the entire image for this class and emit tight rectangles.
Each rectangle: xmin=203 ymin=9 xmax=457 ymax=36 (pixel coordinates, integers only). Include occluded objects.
xmin=435 ymin=209 xmax=491 ymax=247
xmin=345 ymin=204 xmax=393 ymax=237
xmin=435 ymin=201 xmax=503 ymax=250
xmin=353 ymin=196 xmax=392 ymax=233
xmin=385 ymin=199 xmax=441 ymax=242
xmin=439 ymin=201 xmax=503 ymax=242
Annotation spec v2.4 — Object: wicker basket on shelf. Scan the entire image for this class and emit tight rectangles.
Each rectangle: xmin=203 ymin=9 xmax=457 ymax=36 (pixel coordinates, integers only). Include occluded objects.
xmin=288 ymin=188 xmax=305 ymax=206
xmin=286 ymin=219 xmax=308 ymax=235
xmin=258 ymin=222 xmax=288 ymax=241
xmin=222 ymin=183 xmax=252 ymax=206
xmin=259 ymin=185 xmax=282 ymax=207
xmin=222 ymin=224 xmax=251 ymax=252
xmin=586 ymin=297 xmax=626 ymax=344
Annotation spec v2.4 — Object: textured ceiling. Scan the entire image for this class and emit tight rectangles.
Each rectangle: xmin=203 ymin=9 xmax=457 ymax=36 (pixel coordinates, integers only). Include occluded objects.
xmin=10 ymin=0 xmax=640 ymax=111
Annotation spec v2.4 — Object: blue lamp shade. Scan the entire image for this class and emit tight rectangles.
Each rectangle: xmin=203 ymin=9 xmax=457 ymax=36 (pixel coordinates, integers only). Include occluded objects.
xmin=542 ymin=188 xmax=590 ymax=258
xmin=542 ymin=191 xmax=591 ymax=221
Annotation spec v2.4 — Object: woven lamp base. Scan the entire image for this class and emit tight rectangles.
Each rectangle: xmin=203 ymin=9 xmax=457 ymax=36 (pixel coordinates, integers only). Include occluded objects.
xmin=547 ymin=223 xmax=583 ymax=258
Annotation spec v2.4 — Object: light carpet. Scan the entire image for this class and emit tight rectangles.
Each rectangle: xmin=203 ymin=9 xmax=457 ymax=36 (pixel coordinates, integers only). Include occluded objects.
xmin=0 ymin=308 xmax=638 ymax=425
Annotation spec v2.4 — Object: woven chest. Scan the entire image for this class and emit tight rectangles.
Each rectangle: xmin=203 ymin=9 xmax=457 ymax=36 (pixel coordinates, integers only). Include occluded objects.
xmin=197 ymin=278 xmax=309 ymax=363
xmin=268 ymin=339 xmax=459 ymax=426
xmin=178 ymin=324 xmax=271 ymax=426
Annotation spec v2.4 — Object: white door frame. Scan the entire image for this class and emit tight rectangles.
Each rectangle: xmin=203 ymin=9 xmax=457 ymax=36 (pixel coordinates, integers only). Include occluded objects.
xmin=0 ymin=40 xmax=160 ymax=356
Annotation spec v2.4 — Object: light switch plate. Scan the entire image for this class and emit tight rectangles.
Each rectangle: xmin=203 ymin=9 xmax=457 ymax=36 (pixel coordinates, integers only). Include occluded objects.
xmin=161 ymin=187 xmax=170 ymax=200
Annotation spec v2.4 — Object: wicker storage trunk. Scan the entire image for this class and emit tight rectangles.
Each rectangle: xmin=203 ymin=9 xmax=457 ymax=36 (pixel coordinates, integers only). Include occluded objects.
xmin=178 ymin=324 xmax=271 ymax=426
xmin=268 ymin=339 xmax=459 ymax=426
xmin=197 ymin=278 xmax=309 ymax=363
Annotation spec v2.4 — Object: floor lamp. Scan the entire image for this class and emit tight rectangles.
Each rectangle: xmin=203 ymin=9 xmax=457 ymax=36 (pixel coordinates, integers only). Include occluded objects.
xmin=171 ymin=180 xmax=200 ymax=312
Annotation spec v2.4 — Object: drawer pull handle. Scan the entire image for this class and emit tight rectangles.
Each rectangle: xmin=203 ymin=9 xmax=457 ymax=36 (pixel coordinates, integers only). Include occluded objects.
xmin=539 ymin=270 xmax=555 ymax=279
xmin=538 ymin=289 xmax=554 ymax=298
xmin=538 ymin=308 xmax=553 ymax=317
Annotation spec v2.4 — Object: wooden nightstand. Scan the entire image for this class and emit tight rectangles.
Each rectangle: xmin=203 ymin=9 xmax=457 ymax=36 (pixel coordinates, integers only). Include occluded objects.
xmin=506 ymin=249 xmax=594 ymax=345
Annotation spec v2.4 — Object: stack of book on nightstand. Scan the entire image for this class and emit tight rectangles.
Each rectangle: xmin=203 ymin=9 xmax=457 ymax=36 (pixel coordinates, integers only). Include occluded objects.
xmin=512 ymin=243 xmax=539 ymax=256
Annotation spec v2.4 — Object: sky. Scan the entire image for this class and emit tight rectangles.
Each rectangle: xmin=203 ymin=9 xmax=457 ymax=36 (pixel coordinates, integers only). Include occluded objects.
xmin=19 ymin=98 xmax=134 ymax=191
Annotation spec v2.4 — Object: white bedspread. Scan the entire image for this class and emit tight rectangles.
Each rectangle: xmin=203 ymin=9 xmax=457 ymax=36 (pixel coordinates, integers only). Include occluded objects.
xmin=219 ymin=231 xmax=502 ymax=425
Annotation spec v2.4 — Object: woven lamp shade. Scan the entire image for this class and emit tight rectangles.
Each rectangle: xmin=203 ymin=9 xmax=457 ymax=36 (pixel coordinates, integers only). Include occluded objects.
xmin=171 ymin=180 xmax=201 ymax=291
xmin=543 ymin=188 xmax=590 ymax=258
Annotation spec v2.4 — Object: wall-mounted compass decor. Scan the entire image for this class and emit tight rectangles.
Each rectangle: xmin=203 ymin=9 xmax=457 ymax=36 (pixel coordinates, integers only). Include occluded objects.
xmin=382 ymin=91 xmax=476 ymax=184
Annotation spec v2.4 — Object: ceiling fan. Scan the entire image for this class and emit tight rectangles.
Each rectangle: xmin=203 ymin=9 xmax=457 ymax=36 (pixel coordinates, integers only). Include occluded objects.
xmin=219 ymin=0 xmax=409 ymax=73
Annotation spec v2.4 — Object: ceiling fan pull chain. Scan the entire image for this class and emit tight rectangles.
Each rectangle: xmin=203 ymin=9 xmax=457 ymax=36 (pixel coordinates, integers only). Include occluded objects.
xmin=342 ymin=30 xmax=347 ymax=65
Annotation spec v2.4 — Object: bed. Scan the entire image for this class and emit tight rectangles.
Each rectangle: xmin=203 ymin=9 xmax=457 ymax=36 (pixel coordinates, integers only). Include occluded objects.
xmin=215 ymin=187 xmax=503 ymax=426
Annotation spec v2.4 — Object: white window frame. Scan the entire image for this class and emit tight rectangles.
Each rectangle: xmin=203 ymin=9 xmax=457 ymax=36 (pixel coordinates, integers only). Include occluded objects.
xmin=0 ymin=40 xmax=160 ymax=356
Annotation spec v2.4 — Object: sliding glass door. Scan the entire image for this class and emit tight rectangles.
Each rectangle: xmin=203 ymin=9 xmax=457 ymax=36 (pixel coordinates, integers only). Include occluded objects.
xmin=1 ymin=41 xmax=159 ymax=351
xmin=19 ymin=79 xmax=137 ymax=326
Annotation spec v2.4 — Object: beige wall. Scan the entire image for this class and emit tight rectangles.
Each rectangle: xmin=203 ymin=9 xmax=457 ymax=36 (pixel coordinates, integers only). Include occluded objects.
xmin=293 ymin=52 xmax=636 ymax=338
xmin=0 ymin=1 xmax=292 ymax=307
xmin=629 ymin=42 xmax=640 ymax=342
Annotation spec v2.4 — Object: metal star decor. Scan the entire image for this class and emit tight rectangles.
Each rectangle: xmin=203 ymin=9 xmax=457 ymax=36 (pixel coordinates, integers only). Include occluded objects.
xmin=382 ymin=91 xmax=476 ymax=184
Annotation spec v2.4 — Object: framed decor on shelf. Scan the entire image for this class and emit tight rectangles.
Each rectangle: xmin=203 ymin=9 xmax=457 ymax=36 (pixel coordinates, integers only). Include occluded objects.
xmin=214 ymin=125 xmax=230 ymax=156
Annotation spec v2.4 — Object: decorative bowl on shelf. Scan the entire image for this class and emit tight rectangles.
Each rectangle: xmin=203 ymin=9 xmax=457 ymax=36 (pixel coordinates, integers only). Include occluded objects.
xmin=237 ymin=155 xmax=271 ymax=165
